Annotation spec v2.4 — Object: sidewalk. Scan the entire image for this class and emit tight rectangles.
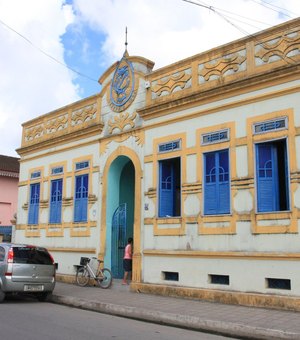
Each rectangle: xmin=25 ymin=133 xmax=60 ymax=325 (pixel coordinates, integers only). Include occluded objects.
xmin=50 ymin=281 xmax=300 ymax=339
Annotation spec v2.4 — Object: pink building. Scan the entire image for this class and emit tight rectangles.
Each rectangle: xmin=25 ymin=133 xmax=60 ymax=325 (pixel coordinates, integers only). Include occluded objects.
xmin=0 ymin=155 xmax=19 ymax=241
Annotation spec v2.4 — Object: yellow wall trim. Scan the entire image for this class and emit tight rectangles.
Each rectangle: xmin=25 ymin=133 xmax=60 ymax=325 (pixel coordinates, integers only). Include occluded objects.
xmin=48 ymin=247 xmax=96 ymax=253
xmin=143 ymin=249 xmax=300 ymax=261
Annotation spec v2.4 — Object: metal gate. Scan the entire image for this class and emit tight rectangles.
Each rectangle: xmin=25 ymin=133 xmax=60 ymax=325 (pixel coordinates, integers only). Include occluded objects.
xmin=111 ymin=203 xmax=127 ymax=278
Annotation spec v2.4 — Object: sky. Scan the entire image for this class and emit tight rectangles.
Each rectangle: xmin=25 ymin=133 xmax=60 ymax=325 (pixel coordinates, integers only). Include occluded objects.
xmin=0 ymin=0 xmax=299 ymax=157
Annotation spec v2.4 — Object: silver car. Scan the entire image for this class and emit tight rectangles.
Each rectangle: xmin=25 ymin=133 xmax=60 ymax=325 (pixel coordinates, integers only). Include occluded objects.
xmin=0 ymin=243 xmax=56 ymax=302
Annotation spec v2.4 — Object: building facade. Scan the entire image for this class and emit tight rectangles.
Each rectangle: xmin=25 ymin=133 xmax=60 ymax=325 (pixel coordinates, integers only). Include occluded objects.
xmin=16 ymin=18 xmax=300 ymax=307
xmin=0 ymin=155 xmax=19 ymax=241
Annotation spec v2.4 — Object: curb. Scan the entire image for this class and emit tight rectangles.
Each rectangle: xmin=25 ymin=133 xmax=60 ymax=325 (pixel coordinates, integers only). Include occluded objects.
xmin=50 ymin=294 xmax=299 ymax=340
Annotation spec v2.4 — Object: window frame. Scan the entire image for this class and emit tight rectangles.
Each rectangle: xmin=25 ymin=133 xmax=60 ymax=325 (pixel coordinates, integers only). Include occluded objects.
xmin=254 ymin=137 xmax=290 ymax=213
xmin=158 ymin=156 xmax=181 ymax=218
xmin=203 ymin=148 xmax=231 ymax=216
xmin=28 ymin=182 xmax=40 ymax=225
xmin=74 ymin=173 xmax=89 ymax=223
xmin=49 ymin=178 xmax=63 ymax=224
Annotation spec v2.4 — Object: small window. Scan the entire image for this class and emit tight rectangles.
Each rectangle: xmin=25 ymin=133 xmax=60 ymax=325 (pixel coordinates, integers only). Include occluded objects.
xmin=201 ymin=129 xmax=229 ymax=145
xmin=266 ymin=278 xmax=291 ymax=290
xmin=253 ymin=117 xmax=287 ymax=134
xmin=158 ymin=140 xmax=181 ymax=153
xmin=209 ymin=274 xmax=230 ymax=285
xmin=31 ymin=171 xmax=41 ymax=179
xmin=51 ymin=166 xmax=64 ymax=175
xmin=75 ymin=161 xmax=89 ymax=171
xmin=162 ymin=271 xmax=179 ymax=281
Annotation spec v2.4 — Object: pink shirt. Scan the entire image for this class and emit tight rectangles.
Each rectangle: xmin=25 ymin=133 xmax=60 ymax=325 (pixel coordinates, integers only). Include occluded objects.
xmin=124 ymin=244 xmax=132 ymax=259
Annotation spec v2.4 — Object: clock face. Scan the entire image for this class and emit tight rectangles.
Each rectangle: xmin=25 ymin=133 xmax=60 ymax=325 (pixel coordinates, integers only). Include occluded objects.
xmin=110 ymin=56 xmax=136 ymax=112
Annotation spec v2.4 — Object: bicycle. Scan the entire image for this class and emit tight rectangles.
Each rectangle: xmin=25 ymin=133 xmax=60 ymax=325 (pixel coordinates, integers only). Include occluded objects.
xmin=75 ymin=257 xmax=113 ymax=289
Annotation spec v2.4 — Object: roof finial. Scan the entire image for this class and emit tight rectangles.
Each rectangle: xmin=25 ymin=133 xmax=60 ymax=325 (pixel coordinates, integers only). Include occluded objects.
xmin=124 ymin=26 xmax=129 ymax=56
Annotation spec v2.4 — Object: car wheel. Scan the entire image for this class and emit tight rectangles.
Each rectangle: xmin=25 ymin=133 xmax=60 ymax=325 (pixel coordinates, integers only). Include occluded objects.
xmin=37 ymin=292 xmax=51 ymax=302
xmin=0 ymin=289 xmax=5 ymax=303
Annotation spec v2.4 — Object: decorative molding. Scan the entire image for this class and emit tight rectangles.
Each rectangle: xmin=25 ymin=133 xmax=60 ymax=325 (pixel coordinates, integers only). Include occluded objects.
xmin=108 ymin=111 xmax=137 ymax=133
xmin=100 ymin=130 xmax=145 ymax=155
xmin=22 ymin=203 xmax=28 ymax=210
xmin=62 ymin=197 xmax=73 ymax=207
xmin=46 ymin=114 xmax=68 ymax=134
xmin=21 ymin=98 xmax=101 ymax=150
xmin=255 ymin=30 xmax=300 ymax=65
xmin=145 ymin=187 xmax=156 ymax=199
xmin=181 ymin=182 xmax=201 ymax=194
xmin=39 ymin=199 xmax=49 ymax=208
xmin=199 ymin=51 xmax=246 ymax=82
xmin=25 ymin=124 xmax=44 ymax=142
xmin=71 ymin=103 xmax=97 ymax=126
xmin=88 ymin=194 xmax=97 ymax=204
xmin=151 ymin=69 xmax=192 ymax=98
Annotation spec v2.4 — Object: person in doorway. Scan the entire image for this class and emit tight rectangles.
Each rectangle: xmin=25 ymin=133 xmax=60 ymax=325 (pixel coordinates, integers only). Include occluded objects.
xmin=122 ymin=237 xmax=133 ymax=285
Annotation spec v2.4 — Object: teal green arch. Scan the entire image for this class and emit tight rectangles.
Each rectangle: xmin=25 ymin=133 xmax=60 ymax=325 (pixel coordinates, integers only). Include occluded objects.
xmin=104 ymin=155 xmax=135 ymax=272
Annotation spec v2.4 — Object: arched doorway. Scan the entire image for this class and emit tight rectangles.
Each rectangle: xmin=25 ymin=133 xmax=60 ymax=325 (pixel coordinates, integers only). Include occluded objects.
xmin=100 ymin=146 xmax=142 ymax=283
xmin=105 ymin=156 xmax=135 ymax=278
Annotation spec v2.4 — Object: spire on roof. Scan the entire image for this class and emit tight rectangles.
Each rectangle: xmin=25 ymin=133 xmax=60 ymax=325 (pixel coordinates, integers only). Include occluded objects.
xmin=123 ymin=26 xmax=129 ymax=57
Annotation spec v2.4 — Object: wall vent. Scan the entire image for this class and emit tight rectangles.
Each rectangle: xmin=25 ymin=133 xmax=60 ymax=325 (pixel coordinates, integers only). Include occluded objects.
xmin=162 ymin=271 xmax=179 ymax=281
xmin=266 ymin=278 xmax=291 ymax=290
xmin=209 ymin=274 xmax=230 ymax=285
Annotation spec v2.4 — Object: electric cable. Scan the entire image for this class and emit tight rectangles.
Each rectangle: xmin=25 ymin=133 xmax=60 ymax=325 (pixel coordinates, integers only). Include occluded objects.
xmin=182 ymin=0 xmax=299 ymax=65
xmin=0 ymin=17 xmax=98 ymax=83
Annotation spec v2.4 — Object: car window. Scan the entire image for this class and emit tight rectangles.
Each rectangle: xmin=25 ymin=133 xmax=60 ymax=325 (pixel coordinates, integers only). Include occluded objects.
xmin=0 ymin=247 xmax=5 ymax=261
xmin=13 ymin=247 xmax=53 ymax=265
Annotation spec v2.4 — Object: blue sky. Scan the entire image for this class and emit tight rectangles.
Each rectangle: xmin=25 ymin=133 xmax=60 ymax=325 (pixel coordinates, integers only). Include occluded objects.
xmin=0 ymin=0 xmax=298 ymax=156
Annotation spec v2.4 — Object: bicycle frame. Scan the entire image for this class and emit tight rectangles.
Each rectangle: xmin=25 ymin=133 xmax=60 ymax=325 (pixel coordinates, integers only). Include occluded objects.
xmin=76 ymin=257 xmax=112 ymax=289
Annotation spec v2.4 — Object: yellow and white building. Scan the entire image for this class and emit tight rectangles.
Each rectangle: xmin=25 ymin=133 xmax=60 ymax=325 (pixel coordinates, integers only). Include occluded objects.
xmin=16 ymin=18 xmax=300 ymax=308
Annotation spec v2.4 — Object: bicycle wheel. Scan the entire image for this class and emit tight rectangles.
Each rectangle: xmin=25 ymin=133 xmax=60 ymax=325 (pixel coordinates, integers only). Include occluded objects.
xmin=97 ymin=268 xmax=112 ymax=289
xmin=76 ymin=267 xmax=90 ymax=286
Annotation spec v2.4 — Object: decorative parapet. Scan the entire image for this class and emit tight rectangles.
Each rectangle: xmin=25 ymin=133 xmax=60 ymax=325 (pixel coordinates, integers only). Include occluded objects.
xmin=19 ymin=96 xmax=103 ymax=151
xmin=142 ymin=18 xmax=300 ymax=116
xmin=151 ymin=68 xmax=192 ymax=99
xmin=255 ymin=30 xmax=300 ymax=65
xmin=198 ymin=50 xmax=246 ymax=83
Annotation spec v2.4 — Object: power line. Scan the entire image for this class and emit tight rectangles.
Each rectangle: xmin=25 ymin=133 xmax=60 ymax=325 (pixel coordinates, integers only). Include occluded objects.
xmin=0 ymin=17 xmax=98 ymax=83
xmin=249 ymin=0 xmax=295 ymax=19
xmin=182 ymin=0 xmax=298 ymax=65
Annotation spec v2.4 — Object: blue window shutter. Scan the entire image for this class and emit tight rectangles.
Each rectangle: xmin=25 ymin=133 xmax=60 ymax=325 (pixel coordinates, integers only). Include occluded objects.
xmin=204 ymin=153 xmax=217 ymax=214
xmin=204 ymin=150 xmax=230 ymax=215
xmin=28 ymin=183 xmax=40 ymax=225
xmin=256 ymin=143 xmax=279 ymax=212
xmin=74 ymin=174 xmax=88 ymax=222
xmin=159 ymin=161 xmax=174 ymax=217
xmin=50 ymin=179 xmax=62 ymax=223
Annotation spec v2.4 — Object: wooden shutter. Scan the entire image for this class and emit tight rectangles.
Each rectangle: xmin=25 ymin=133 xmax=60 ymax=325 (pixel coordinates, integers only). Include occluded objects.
xmin=74 ymin=174 xmax=88 ymax=222
xmin=256 ymin=143 xmax=279 ymax=212
xmin=28 ymin=183 xmax=40 ymax=225
xmin=204 ymin=150 xmax=230 ymax=215
xmin=50 ymin=179 xmax=62 ymax=223
xmin=159 ymin=160 xmax=174 ymax=217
